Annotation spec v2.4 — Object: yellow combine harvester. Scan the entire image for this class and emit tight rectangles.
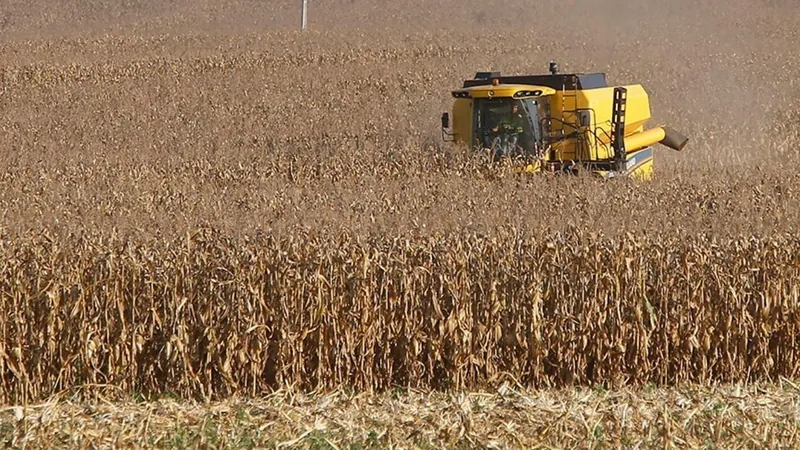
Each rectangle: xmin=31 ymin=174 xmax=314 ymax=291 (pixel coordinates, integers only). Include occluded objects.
xmin=440 ymin=62 xmax=688 ymax=179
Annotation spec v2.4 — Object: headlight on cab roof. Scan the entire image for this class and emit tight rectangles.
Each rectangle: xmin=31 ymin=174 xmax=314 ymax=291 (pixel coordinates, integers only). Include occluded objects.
xmin=513 ymin=90 xmax=543 ymax=98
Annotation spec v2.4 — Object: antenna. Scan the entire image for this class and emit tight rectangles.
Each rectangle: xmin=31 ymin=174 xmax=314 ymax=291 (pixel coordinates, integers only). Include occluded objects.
xmin=301 ymin=0 xmax=308 ymax=30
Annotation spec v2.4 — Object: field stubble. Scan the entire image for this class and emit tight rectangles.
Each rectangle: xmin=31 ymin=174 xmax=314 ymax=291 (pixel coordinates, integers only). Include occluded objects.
xmin=3 ymin=383 xmax=800 ymax=448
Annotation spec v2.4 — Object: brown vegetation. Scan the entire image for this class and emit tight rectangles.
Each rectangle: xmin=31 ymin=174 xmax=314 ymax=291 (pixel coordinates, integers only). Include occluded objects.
xmin=2 ymin=230 xmax=800 ymax=403
xmin=3 ymin=383 xmax=800 ymax=448
xmin=1 ymin=0 xmax=800 ymax=418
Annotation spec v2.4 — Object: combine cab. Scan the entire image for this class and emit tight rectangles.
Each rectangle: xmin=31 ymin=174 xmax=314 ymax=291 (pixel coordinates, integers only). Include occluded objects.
xmin=440 ymin=62 xmax=688 ymax=179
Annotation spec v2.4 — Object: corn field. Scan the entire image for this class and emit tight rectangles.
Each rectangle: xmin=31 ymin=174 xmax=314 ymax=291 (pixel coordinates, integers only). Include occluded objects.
xmin=2 ymin=6 xmax=800 ymax=447
xmin=1 ymin=230 xmax=798 ymax=403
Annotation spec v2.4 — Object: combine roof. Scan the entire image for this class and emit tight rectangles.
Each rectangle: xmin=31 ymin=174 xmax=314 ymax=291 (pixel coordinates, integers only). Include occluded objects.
xmin=462 ymin=72 xmax=608 ymax=90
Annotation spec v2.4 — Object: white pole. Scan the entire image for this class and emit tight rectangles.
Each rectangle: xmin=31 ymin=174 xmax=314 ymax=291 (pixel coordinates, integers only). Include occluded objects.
xmin=301 ymin=0 xmax=308 ymax=30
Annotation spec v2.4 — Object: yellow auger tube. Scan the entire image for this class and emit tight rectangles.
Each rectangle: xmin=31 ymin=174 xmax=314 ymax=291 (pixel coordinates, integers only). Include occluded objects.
xmin=624 ymin=127 xmax=689 ymax=153
xmin=624 ymin=128 xmax=666 ymax=153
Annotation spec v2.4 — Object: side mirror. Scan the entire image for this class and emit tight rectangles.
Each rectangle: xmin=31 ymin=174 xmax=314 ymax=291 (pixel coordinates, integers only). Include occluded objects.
xmin=441 ymin=112 xmax=450 ymax=129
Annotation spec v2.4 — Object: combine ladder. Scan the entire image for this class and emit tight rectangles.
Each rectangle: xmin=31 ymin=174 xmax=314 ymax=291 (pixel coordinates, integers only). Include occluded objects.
xmin=610 ymin=87 xmax=628 ymax=172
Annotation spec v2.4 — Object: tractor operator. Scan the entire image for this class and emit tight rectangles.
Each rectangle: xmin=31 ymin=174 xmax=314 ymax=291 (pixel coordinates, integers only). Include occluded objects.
xmin=491 ymin=102 xmax=526 ymax=135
